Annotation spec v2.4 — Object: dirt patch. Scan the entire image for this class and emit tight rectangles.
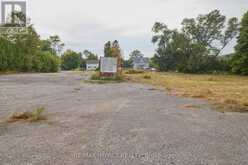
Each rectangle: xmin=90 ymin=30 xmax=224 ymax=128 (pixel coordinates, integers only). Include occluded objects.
xmin=6 ymin=107 xmax=47 ymax=123
xmin=181 ymin=104 xmax=202 ymax=110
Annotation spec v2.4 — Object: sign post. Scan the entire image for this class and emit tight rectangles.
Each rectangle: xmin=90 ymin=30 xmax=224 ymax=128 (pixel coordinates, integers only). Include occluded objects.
xmin=100 ymin=57 xmax=118 ymax=77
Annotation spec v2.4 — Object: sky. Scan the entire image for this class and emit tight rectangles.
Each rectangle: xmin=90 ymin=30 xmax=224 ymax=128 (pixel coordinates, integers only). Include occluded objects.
xmin=3 ymin=0 xmax=248 ymax=58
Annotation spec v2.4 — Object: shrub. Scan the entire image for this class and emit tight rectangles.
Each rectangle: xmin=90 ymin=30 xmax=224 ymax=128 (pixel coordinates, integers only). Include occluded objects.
xmin=30 ymin=107 xmax=46 ymax=122
xmin=0 ymin=34 xmax=60 ymax=73
xmin=231 ymin=11 xmax=248 ymax=75
xmin=91 ymin=72 xmax=101 ymax=80
xmin=0 ymin=37 xmax=19 ymax=71
xmin=61 ymin=50 xmax=81 ymax=70
xmin=7 ymin=107 xmax=46 ymax=123
xmin=34 ymin=51 xmax=60 ymax=73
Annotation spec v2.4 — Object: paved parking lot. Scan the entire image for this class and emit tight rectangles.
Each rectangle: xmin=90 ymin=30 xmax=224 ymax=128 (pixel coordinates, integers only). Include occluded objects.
xmin=0 ymin=72 xmax=248 ymax=165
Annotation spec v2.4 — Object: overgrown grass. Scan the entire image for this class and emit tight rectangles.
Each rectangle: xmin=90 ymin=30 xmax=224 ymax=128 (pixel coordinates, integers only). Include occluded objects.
xmin=73 ymin=68 xmax=83 ymax=71
xmin=89 ymin=72 xmax=124 ymax=83
xmin=7 ymin=107 xmax=47 ymax=123
xmin=126 ymin=72 xmax=248 ymax=112
xmin=125 ymin=69 xmax=145 ymax=74
xmin=0 ymin=71 xmax=18 ymax=75
xmin=143 ymin=75 xmax=152 ymax=79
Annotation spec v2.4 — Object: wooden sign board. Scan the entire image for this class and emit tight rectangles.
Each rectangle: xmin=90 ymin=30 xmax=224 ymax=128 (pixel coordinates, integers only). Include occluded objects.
xmin=100 ymin=57 xmax=118 ymax=77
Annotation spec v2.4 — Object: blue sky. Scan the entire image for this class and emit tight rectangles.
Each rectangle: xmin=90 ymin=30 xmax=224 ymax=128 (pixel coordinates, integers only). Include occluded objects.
xmin=25 ymin=0 xmax=248 ymax=58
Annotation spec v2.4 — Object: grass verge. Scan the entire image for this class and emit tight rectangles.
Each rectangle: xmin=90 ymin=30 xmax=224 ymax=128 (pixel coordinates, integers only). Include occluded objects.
xmin=0 ymin=71 xmax=18 ymax=75
xmin=125 ymin=69 xmax=145 ymax=74
xmin=126 ymin=71 xmax=248 ymax=112
xmin=87 ymin=72 xmax=125 ymax=84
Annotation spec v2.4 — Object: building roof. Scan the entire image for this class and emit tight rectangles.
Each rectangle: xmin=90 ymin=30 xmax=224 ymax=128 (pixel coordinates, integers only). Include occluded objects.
xmin=86 ymin=60 xmax=99 ymax=64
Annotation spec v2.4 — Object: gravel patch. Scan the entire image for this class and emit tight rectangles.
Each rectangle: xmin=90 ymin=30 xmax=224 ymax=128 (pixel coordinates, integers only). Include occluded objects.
xmin=0 ymin=71 xmax=248 ymax=165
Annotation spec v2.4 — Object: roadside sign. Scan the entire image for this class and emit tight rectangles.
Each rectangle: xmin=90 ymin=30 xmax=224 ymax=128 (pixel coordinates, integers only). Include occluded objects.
xmin=100 ymin=57 xmax=117 ymax=74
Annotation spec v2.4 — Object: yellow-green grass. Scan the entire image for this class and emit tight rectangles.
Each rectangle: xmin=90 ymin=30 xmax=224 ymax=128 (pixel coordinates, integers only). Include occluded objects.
xmin=7 ymin=107 xmax=47 ymax=123
xmin=88 ymin=71 xmax=124 ymax=83
xmin=126 ymin=72 xmax=248 ymax=112
xmin=0 ymin=71 xmax=18 ymax=75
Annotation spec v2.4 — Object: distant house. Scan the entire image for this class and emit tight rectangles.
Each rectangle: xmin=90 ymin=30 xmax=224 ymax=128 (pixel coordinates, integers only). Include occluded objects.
xmin=133 ymin=57 xmax=149 ymax=70
xmin=86 ymin=60 xmax=99 ymax=71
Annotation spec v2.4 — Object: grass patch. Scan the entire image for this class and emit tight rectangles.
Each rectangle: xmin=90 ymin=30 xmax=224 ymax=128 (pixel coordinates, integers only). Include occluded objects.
xmin=182 ymin=104 xmax=201 ymax=110
xmin=73 ymin=68 xmax=83 ymax=71
xmin=125 ymin=71 xmax=248 ymax=112
xmin=89 ymin=72 xmax=124 ymax=83
xmin=0 ymin=70 xmax=18 ymax=75
xmin=143 ymin=75 xmax=152 ymax=79
xmin=7 ymin=107 xmax=47 ymax=123
xmin=125 ymin=69 xmax=145 ymax=74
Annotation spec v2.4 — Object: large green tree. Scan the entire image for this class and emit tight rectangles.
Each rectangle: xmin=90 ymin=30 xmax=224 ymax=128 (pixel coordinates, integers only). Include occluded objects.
xmin=104 ymin=41 xmax=112 ymax=57
xmin=61 ymin=50 xmax=81 ymax=70
xmin=111 ymin=40 xmax=122 ymax=58
xmin=48 ymin=35 xmax=65 ymax=55
xmin=83 ymin=50 xmax=98 ymax=60
xmin=40 ymin=39 xmax=53 ymax=53
xmin=0 ymin=24 xmax=44 ymax=71
xmin=104 ymin=40 xmax=122 ymax=59
xmin=103 ymin=40 xmax=123 ymax=69
xmin=152 ymin=10 xmax=239 ymax=73
xmin=0 ymin=12 xmax=61 ymax=73
xmin=232 ymin=11 xmax=248 ymax=75
xmin=182 ymin=10 xmax=239 ymax=56
xmin=129 ymin=50 xmax=144 ymax=60
xmin=127 ymin=50 xmax=144 ymax=67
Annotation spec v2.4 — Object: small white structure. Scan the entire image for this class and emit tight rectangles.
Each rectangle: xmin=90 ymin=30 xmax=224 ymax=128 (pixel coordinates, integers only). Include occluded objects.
xmin=133 ymin=57 xmax=149 ymax=70
xmin=86 ymin=60 xmax=99 ymax=71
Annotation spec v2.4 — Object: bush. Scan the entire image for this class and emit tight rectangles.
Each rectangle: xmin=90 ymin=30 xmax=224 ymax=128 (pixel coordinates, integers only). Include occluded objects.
xmin=7 ymin=107 xmax=46 ymax=123
xmin=0 ymin=37 xmax=19 ymax=71
xmin=61 ymin=50 xmax=81 ymax=70
xmin=0 ymin=27 xmax=61 ymax=73
xmin=91 ymin=72 xmax=101 ymax=80
xmin=33 ymin=52 xmax=60 ymax=73
xmin=231 ymin=11 xmax=248 ymax=75
xmin=232 ymin=54 xmax=248 ymax=75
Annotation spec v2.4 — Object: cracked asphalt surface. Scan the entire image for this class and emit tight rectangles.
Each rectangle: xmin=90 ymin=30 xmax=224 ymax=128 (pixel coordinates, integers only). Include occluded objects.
xmin=0 ymin=72 xmax=248 ymax=165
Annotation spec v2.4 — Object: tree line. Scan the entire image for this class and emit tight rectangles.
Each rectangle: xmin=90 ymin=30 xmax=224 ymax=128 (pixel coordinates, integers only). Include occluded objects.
xmin=0 ymin=10 xmax=247 ymax=75
xmin=61 ymin=49 xmax=98 ymax=70
xmin=60 ymin=40 xmax=125 ymax=70
xmin=0 ymin=12 xmax=62 ymax=72
xmin=150 ymin=10 xmax=248 ymax=75
xmin=0 ymin=11 xmax=100 ymax=72
xmin=0 ymin=11 xmax=122 ymax=72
